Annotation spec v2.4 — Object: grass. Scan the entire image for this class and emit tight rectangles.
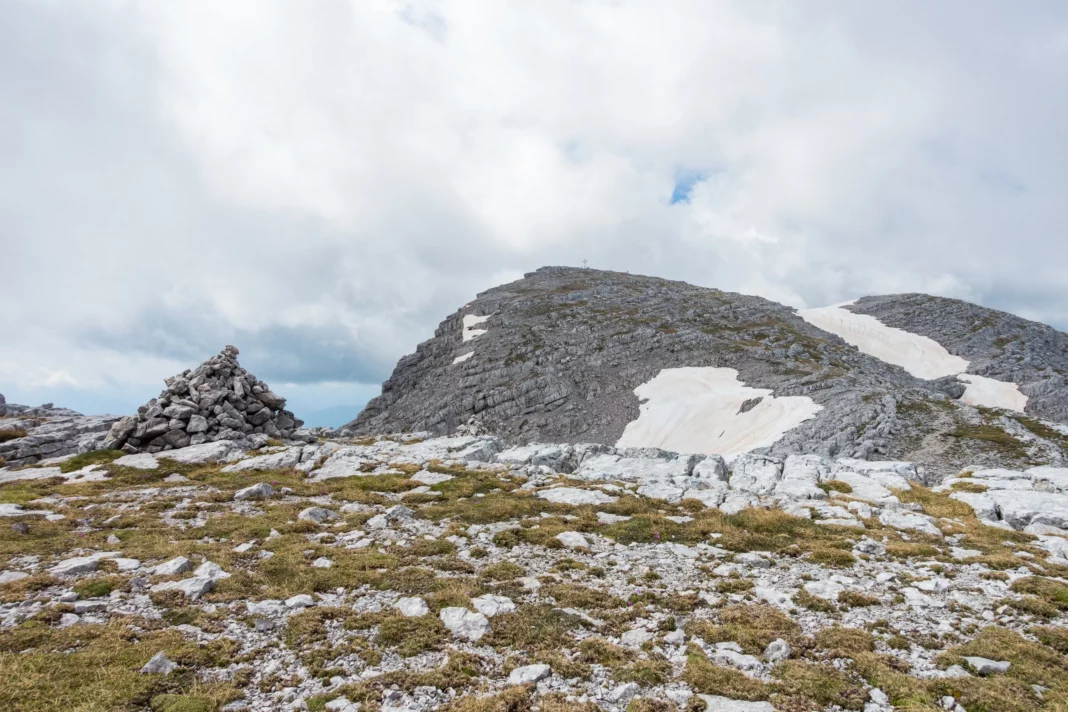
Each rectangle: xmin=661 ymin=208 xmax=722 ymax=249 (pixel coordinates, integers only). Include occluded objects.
xmin=686 ymin=605 xmax=802 ymax=656
xmin=950 ymin=481 xmax=990 ymax=493
xmin=817 ymin=480 xmax=853 ymax=494
xmin=58 ymin=449 xmax=124 ymax=473
xmin=0 ymin=428 xmax=28 ymax=443
xmin=947 ymin=424 xmax=1030 ymax=460
xmin=1010 ymin=576 xmax=1068 ymax=611
xmin=7 ymin=444 xmax=1068 ymax=712
xmin=0 ymin=621 xmax=240 ymax=712
xmin=813 ymin=626 xmax=875 ymax=656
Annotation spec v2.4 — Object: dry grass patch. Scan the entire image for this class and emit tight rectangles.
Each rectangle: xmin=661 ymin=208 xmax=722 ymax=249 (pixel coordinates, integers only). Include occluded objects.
xmin=686 ymin=605 xmax=802 ymax=656
xmin=0 ymin=621 xmax=240 ymax=712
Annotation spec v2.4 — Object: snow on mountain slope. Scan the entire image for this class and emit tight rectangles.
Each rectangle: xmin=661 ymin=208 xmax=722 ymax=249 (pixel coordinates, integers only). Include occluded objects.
xmin=454 ymin=313 xmax=492 ymax=364
xmin=615 ymin=367 xmax=823 ymax=460
xmin=798 ymin=302 xmax=1027 ymax=412
xmin=958 ymin=374 xmax=1028 ymax=412
xmin=797 ymin=302 xmax=968 ymax=379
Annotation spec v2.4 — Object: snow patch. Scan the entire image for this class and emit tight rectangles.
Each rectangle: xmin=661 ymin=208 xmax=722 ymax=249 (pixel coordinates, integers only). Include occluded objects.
xmin=958 ymin=374 xmax=1028 ymax=412
xmin=797 ymin=302 xmax=967 ymax=379
xmin=798 ymin=302 xmax=1027 ymax=413
xmin=452 ymin=352 xmax=474 ymax=365
xmin=616 ymin=367 xmax=822 ymax=460
xmin=462 ymin=314 xmax=490 ymax=342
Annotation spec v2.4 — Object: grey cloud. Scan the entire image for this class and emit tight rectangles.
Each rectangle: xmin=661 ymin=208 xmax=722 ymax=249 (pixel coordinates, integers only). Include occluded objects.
xmin=1 ymin=0 xmax=1067 ymax=416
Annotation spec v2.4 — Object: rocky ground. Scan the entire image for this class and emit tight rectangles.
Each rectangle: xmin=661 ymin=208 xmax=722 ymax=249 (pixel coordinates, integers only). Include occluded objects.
xmin=3 ymin=434 xmax=1068 ymax=712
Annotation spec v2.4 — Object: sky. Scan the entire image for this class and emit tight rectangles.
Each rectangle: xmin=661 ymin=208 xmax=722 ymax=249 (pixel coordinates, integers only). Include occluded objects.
xmin=1 ymin=1 xmax=1067 ymax=427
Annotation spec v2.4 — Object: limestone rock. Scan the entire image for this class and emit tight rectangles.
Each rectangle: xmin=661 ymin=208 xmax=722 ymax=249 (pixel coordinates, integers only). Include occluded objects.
xmin=507 ymin=664 xmax=551 ymax=685
xmin=394 ymin=597 xmax=430 ymax=617
xmin=234 ymin=482 xmax=276 ymax=501
xmin=439 ymin=607 xmax=491 ymax=641
xmin=141 ymin=652 xmax=178 ymax=675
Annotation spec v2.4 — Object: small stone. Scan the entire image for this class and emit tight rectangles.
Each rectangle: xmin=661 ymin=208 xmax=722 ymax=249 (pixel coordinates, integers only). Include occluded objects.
xmin=439 ymin=607 xmax=491 ymax=641
xmin=696 ymin=696 xmax=774 ymax=712
xmin=152 ymin=557 xmax=192 ymax=576
xmin=964 ymin=656 xmax=1011 ymax=675
xmin=608 ymin=682 xmax=640 ymax=703
xmin=803 ymin=580 xmax=843 ymax=601
xmin=141 ymin=651 xmax=178 ymax=675
xmin=555 ymin=531 xmax=589 ymax=549
xmin=471 ymin=594 xmax=515 ymax=618
xmin=735 ymin=552 xmax=771 ymax=568
xmin=536 ymin=487 xmax=617 ymax=505
xmin=234 ymin=482 xmax=275 ymax=501
xmin=151 ymin=577 xmax=215 ymax=600
xmin=286 ymin=594 xmax=315 ymax=608
xmin=311 ymin=557 xmax=333 ymax=569
xmin=870 ymin=688 xmax=889 ymax=705
xmin=764 ymin=638 xmax=791 ymax=662
xmin=0 ymin=571 xmax=30 ymax=584
xmin=394 ymin=597 xmax=430 ymax=617
xmin=49 ymin=557 xmax=98 ymax=577
xmin=507 ymin=663 xmax=551 ymax=685
xmin=298 ymin=507 xmax=339 ymax=524
xmin=664 ymin=629 xmax=686 ymax=645
xmin=194 ymin=561 xmax=230 ymax=579
xmin=11 ymin=522 xmax=29 ymax=535
xmin=621 ymin=628 xmax=654 ymax=646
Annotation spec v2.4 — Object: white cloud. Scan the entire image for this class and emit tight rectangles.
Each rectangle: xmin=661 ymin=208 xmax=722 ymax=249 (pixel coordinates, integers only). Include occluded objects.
xmin=1 ymin=0 xmax=1067 ymax=417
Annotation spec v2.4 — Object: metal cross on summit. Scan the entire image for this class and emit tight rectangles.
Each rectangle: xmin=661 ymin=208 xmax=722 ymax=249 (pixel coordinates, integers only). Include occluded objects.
xmin=582 ymin=259 xmax=588 ymax=269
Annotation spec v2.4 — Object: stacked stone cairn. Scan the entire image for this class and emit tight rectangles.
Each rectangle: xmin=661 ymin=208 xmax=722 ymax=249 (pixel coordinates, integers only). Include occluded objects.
xmin=104 ymin=346 xmax=304 ymax=453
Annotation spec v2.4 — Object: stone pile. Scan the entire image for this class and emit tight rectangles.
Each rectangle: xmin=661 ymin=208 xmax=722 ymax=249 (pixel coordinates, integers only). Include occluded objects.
xmin=103 ymin=346 xmax=305 ymax=454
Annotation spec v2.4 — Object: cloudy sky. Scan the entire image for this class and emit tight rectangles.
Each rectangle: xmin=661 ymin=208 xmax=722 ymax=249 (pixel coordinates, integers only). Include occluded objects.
xmin=2 ymin=1 xmax=1066 ymax=426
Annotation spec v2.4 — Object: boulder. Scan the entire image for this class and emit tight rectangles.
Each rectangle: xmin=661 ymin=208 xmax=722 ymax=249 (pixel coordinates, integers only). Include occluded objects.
xmin=439 ymin=607 xmax=491 ymax=641
xmin=140 ymin=652 xmax=178 ymax=675
xmin=234 ymin=482 xmax=276 ymax=501
xmin=394 ymin=597 xmax=430 ymax=617
xmin=507 ymin=664 xmax=551 ymax=685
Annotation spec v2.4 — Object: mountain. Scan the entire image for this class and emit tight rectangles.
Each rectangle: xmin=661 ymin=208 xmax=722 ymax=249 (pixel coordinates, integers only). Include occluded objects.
xmin=345 ymin=266 xmax=1068 ymax=475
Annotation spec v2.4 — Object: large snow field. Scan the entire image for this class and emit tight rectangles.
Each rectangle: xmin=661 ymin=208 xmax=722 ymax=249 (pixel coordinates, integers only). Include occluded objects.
xmin=616 ymin=367 xmax=823 ymax=460
xmin=798 ymin=302 xmax=1027 ymax=412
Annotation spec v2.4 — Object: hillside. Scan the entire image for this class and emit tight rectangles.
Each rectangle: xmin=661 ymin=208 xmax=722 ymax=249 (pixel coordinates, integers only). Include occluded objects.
xmin=345 ymin=267 xmax=1068 ymax=476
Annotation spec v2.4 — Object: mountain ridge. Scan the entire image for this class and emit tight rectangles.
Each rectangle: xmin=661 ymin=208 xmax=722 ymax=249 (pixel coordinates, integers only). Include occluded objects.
xmin=345 ymin=266 xmax=1068 ymax=475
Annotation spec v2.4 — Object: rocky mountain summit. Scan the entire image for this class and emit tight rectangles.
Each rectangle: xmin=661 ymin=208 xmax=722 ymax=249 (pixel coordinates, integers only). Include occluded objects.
xmin=345 ymin=267 xmax=1068 ymax=477
xmin=103 ymin=345 xmax=307 ymax=454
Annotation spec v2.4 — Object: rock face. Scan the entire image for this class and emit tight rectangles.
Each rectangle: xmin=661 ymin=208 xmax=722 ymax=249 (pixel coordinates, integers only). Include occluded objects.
xmin=343 ymin=267 xmax=1068 ymax=475
xmin=0 ymin=402 xmax=121 ymax=468
xmin=104 ymin=346 xmax=304 ymax=454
